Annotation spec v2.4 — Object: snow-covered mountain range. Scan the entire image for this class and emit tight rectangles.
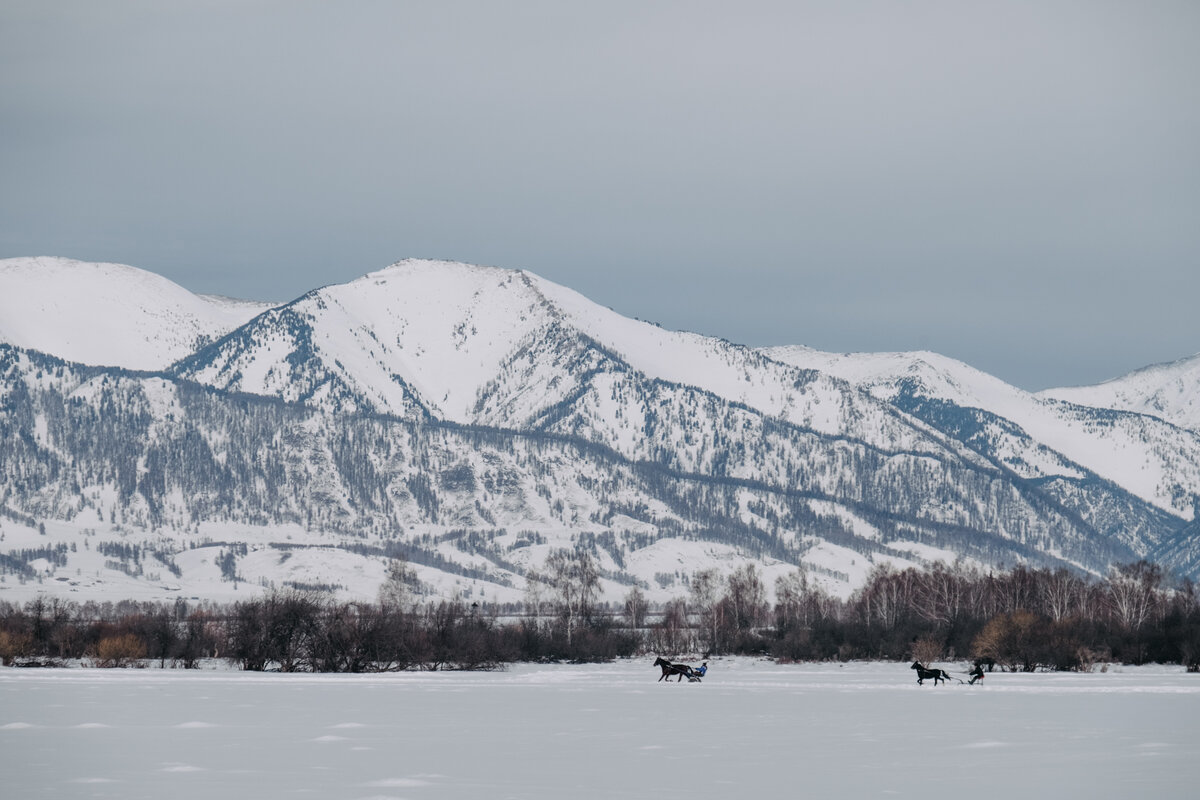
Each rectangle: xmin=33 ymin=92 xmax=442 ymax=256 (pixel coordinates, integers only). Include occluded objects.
xmin=2 ymin=256 xmax=1197 ymax=605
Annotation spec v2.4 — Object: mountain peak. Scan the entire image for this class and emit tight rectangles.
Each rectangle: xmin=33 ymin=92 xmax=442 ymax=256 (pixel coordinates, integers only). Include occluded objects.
xmin=0 ymin=256 xmax=271 ymax=370
xmin=356 ymin=258 xmax=531 ymax=289
xmin=1039 ymin=351 xmax=1200 ymax=433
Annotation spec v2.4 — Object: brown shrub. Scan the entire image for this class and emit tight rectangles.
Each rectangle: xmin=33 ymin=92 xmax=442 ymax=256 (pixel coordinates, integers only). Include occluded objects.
xmin=911 ymin=634 xmax=944 ymax=665
xmin=0 ymin=630 xmax=33 ymax=665
xmin=94 ymin=633 xmax=146 ymax=668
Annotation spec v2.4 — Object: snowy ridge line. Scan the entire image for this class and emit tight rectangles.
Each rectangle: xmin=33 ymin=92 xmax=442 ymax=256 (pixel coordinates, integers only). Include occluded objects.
xmin=764 ymin=343 xmax=1200 ymax=519
xmin=1039 ymin=350 xmax=1200 ymax=433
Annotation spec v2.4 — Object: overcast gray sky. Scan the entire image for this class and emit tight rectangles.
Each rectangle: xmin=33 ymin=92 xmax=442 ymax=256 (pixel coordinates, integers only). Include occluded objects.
xmin=2 ymin=1 xmax=1197 ymax=390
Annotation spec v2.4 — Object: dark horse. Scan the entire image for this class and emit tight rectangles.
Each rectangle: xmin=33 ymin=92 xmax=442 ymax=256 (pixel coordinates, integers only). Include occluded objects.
xmin=654 ymin=656 xmax=699 ymax=682
xmin=911 ymin=661 xmax=960 ymax=686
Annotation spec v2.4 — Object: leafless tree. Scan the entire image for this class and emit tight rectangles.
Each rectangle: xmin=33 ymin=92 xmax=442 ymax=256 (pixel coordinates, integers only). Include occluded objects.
xmin=912 ymin=561 xmax=972 ymax=626
xmin=722 ymin=563 xmax=768 ymax=638
xmin=774 ymin=569 xmax=812 ymax=631
xmin=543 ymin=548 xmax=599 ymax=645
xmin=997 ymin=566 xmax=1039 ymax=614
xmin=648 ymin=599 xmax=692 ymax=655
xmin=852 ymin=564 xmax=915 ymax=629
xmin=689 ymin=568 xmax=723 ymax=653
xmin=623 ymin=586 xmax=649 ymax=636
xmin=377 ymin=556 xmax=420 ymax=611
xmin=1105 ymin=561 xmax=1163 ymax=632
xmin=523 ymin=567 xmax=549 ymax=634
xmin=1039 ymin=568 xmax=1087 ymax=622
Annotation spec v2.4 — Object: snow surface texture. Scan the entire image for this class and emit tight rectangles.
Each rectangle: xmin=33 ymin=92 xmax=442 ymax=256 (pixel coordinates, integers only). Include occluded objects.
xmin=2 ymin=660 xmax=1196 ymax=800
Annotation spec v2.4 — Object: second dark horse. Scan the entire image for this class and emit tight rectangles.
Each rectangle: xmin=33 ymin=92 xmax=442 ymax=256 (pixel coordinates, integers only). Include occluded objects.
xmin=654 ymin=656 xmax=700 ymax=682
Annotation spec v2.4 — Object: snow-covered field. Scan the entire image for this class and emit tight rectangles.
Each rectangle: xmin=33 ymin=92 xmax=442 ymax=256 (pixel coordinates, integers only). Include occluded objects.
xmin=2 ymin=659 xmax=1196 ymax=799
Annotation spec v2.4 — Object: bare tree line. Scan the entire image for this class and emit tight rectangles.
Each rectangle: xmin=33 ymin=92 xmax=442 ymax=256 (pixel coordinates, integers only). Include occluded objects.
xmin=2 ymin=551 xmax=1198 ymax=672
